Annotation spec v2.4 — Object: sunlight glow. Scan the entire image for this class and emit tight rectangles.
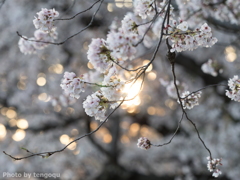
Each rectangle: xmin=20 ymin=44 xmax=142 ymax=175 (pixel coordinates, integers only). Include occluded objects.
xmin=122 ymin=80 xmax=142 ymax=110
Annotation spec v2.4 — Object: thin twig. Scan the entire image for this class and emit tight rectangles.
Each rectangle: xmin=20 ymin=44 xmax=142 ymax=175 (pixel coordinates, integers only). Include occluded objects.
xmin=17 ymin=0 xmax=105 ymax=46
xmin=55 ymin=0 xmax=101 ymax=21
xmin=151 ymin=112 xmax=184 ymax=147
xmin=180 ymin=84 xmax=228 ymax=99
xmin=3 ymin=96 xmax=125 ymax=160
xmin=133 ymin=0 xmax=169 ymax=47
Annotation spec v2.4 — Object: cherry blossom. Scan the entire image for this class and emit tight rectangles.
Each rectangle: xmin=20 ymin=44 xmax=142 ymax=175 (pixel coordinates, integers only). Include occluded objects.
xmin=177 ymin=21 xmax=188 ymax=31
xmin=60 ymin=72 xmax=85 ymax=99
xmin=226 ymin=75 xmax=240 ymax=102
xmin=83 ymin=91 xmax=108 ymax=121
xmin=134 ymin=0 xmax=154 ymax=19
xmin=18 ymin=36 xmax=36 ymax=55
xmin=160 ymin=79 xmax=188 ymax=99
xmin=33 ymin=8 xmax=59 ymax=32
xmin=178 ymin=91 xmax=202 ymax=109
xmin=201 ymin=59 xmax=222 ymax=77
xmin=87 ymin=38 xmax=112 ymax=73
xmin=169 ymin=23 xmax=218 ymax=52
xmin=101 ymin=76 xmax=125 ymax=109
xmin=137 ymin=137 xmax=151 ymax=150
xmin=207 ymin=156 xmax=223 ymax=178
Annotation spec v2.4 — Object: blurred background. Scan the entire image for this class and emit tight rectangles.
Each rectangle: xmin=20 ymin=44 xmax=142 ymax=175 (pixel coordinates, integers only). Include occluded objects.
xmin=0 ymin=0 xmax=239 ymax=179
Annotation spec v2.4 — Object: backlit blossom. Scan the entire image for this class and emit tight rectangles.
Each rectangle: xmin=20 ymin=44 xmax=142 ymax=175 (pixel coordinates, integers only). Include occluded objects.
xmin=60 ymin=72 xmax=85 ymax=99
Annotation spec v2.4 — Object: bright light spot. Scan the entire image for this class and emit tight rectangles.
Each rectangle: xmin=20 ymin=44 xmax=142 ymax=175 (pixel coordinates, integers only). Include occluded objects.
xmin=71 ymin=129 xmax=79 ymax=136
xmin=55 ymin=64 xmax=63 ymax=74
xmin=226 ymin=53 xmax=237 ymax=62
xmin=143 ymin=60 xmax=153 ymax=72
xmin=148 ymin=72 xmax=157 ymax=81
xmin=122 ymin=80 xmax=142 ymax=109
xmin=121 ymin=135 xmax=130 ymax=144
xmin=127 ymin=107 xmax=136 ymax=114
xmin=37 ymin=77 xmax=46 ymax=86
xmin=116 ymin=2 xmax=123 ymax=8
xmin=0 ymin=124 xmax=7 ymax=140
xmin=17 ymin=119 xmax=28 ymax=129
xmin=87 ymin=62 xmax=94 ymax=69
xmin=68 ymin=138 xmax=77 ymax=150
xmin=6 ymin=109 xmax=17 ymax=119
xmin=225 ymin=46 xmax=237 ymax=62
xmin=225 ymin=46 xmax=235 ymax=53
xmin=124 ymin=0 xmax=132 ymax=8
xmin=60 ymin=134 xmax=70 ymax=145
xmin=107 ymin=3 xmax=113 ymax=12
xmin=49 ymin=64 xmax=63 ymax=74
xmin=147 ymin=106 xmax=156 ymax=115
xmin=103 ymin=134 xmax=112 ymax=143
xmin=38 ymin=93 xmax=48 ymax=101
xmin=12 ymin=129 xmax=25 ymax=141
xmin=130 ymin=123 xmax=140 ymax=133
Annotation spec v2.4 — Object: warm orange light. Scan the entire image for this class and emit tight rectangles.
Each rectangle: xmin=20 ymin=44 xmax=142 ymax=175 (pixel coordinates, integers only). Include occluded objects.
xmin=103 ymin=134 xmax=112 ymax=143
xmin=147 ymin=106 xmax=156 ymax=115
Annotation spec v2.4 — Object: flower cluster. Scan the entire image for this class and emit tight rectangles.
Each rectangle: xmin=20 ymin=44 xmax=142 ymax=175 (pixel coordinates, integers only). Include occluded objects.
xmin=160 ymin=79 xmax=188 ymax=99
xmin=201 ymin=59 xmax=222 ymax=77
xmin=60 ymin=72 xmax=85 ymax=99
xmin=33 ymin=30 xmax=54 ymax=49
xmin=134 ymin=0 xmax=154 ymax=19
xmin=226 ymin=75 xmax=240 ymax=102
xmin=83 ymin=91 xmax=108 ymax=121
xmin=87 ymin=38 xmax=111 ymax=73
xmin=121 ymin=13 xmax=138 ymax=34
xmin=176 ymin=0 xmax=240 ymax=27
xmin=137 ymin=137 xmax=151 ymax=150
xmin=33 ymin=8 xmax=59 ymax=32
xmin=101 ymin=76 xmax=125 ymax=109
xmin=106 ymin=29 xmax=139 ymax=61
xmin=18 ymin=37 xmax=36 ymax=55
xmin=207 ymin=156 xmax=223 ymax=178
xmin=19 ymin=9 xmax=59 ymax=54
xmin=178 ymin=91 xmax=202 ymax=109
xmin=169 ymin=22 xmax=218 ymax=52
